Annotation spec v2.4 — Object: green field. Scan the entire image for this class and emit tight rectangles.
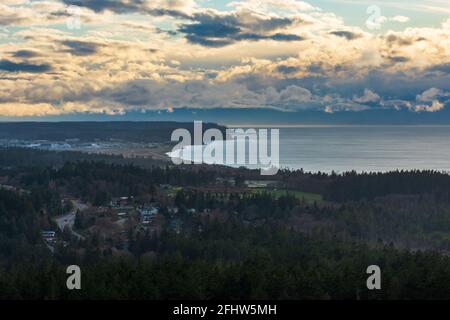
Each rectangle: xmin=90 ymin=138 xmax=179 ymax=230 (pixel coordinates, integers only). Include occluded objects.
xmin=167 ymin=186 xmax=183 ymax=197
xmin=167 ymin=186 xmax=324 ymax=204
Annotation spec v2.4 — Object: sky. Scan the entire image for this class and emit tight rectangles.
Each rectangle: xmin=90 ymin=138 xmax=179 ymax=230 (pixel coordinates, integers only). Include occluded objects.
xmin=0 ymin=0 xmax=450 ymax=118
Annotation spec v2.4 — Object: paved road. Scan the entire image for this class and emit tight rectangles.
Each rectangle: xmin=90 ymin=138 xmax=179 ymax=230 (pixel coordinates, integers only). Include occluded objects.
xmin=54 ymin=200 xmax=87 ymax=240
xmin=55 ymin=212 xmax=75 ymax=230
xmin=46 ymin=243 xmax=55 ymax=254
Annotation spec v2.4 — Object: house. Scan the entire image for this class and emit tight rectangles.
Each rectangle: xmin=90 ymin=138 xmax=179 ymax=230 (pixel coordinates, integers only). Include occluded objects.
xmin=167 ymin=206 xmax=179 ymax=215
xmin=139 ymin=207 xmax=159 ymax=217
xmin=139 ymin=206 xmax=159 ymax=224
xmin=141 ymin=216 xmax=152 ymax=224
xmin=110 ymin=196 xmax=134 ymax=208
xmin=216 ymin=177 xmax=236 ymax=186
xmin=169 ymin=219 xmax=183 ymax=234
xmin=245 ymin=180 xmax=279 ymax=189
xmin=41 ymin=231 xmax=56 ymax=242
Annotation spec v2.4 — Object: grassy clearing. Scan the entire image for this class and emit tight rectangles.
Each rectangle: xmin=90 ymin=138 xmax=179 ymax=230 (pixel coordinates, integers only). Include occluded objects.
xmin=166 ymin=185 xmax=324 ymax=205
xmin=167 ymin=186 xmax=183 ymax=197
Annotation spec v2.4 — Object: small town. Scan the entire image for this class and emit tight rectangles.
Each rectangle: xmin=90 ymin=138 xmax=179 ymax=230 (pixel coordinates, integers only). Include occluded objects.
xmin=39 ymin=177 xmax=303 ymax=257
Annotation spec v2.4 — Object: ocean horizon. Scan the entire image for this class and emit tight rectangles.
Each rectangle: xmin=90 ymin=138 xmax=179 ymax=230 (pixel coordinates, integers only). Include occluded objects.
xmin=169 ymin=125 xmax=450 ymax=173
xmin=278 ymin=126 xmax=450 ymax=173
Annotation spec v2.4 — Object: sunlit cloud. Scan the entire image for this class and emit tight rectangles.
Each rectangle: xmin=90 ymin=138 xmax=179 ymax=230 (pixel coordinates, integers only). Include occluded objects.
xmin=0 ymin=0 xmax=449 ymax=117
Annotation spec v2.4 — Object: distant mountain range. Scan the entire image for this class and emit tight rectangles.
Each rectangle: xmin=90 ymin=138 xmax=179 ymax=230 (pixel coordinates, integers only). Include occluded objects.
xmin=3 ymin=108 xmax=450 ymax=125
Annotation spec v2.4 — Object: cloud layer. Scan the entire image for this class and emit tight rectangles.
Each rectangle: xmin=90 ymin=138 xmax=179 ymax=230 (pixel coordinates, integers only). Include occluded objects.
xmin=0 ymin=0 xmax=449 ymax=116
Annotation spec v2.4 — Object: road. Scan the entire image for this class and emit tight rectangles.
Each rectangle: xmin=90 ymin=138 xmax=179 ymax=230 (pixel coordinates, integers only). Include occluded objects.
xmin=54 ymin=200 xmax=87 ymax=240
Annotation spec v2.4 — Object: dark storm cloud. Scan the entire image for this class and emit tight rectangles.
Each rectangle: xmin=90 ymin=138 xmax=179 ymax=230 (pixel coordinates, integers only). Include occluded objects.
xmin=60 ymin=40 xmax=99 ymax=56
xmin=11 ymin=50 xmax=40 ymax=58
xmin=147 ymin=8 xmax=191 ymax=19
xmin=329 ymin=31 xmax=362 ymax=40
xmin=179 ymin=22 xmax=240 ymax=38
xmin=388 ymin=56 xmax=410 ymax=63
xmin=177 ymin=10 xmax=304 ymax=47
xmin=156 ymin=28 xmax=178 ymax=36
xmin=100 ymin=80 xmax=156 ymax=106
xmin=324 ymin=70 xmax=450 ymax=103
xmin=180 ymin=22 xmax=303 ymax=47
xmin=24 ymin=65 xmax=450 ymax=114
xmin=61 ymin=0 xmax=191 ymax=19
xmin=233 ymin=32 xmax=303 ymax=42
xmin=184 ymin=35 xmax=234 ymax=47
xmin=183 ymin=30 xmax=303 ymax=47
xmin=0 ymin=60 xmax=51 ymax=73
xmin=308 ymin=64 xmax=324 ymax=73
xmin=385 ymin=34 xmax=414 ymax=46
xmin=188 ymin=11 xmax=295 ymax=33
xmin=61 ymin=1 xmax=304 ymax=47
xmin=269 ymin=33 xmax=303 ymax=41
xmin=62 ymin=0 xmax=136 ymax=13
xmin=276 ymin=65 xmax=300 ymax=74
xmin=427 ymin=63 xmax=450 ymax=74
